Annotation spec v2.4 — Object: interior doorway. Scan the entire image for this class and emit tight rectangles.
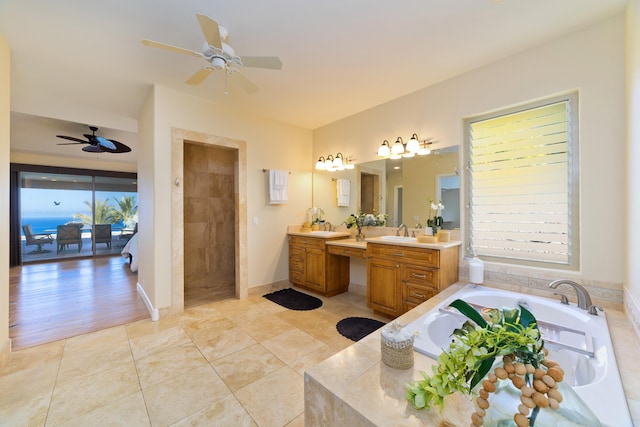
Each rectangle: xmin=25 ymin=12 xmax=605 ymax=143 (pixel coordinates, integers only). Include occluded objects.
xmin=183 ymin=143 xmax=236 ymax=307
xmin=360 ymin=172 xmax=380 ymax=213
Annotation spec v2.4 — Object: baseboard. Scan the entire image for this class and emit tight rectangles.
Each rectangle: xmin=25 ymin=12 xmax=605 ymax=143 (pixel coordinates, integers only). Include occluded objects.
xmin=248 ymin=280 xmax=290 ymax=297
xmin=137 ymin=282 xmax=159 ymax=321
xmin=624 ymin=285 xmax=640 ymax=344
xmin=0 ymin=338 xmax=10 ymax=369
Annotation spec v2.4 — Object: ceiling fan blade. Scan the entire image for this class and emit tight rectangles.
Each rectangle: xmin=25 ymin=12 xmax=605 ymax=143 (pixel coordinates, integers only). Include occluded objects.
xmin=97 ymin=137 xmax=131 ymax=153
xmin=141 ymin=39 xmax=203 ymax=58
xmin=186 ymin=67 xmax=213 ymax=85
xmin=82 ymin=145 xmax=105 ymax=153
xmin=239 ymin=56 xmax=283 ymax=70
xmin=196 ymin=14 xmax=222 ymax=49
xmin=233 ymin=70 xmax=259 ymax=94
xmin=56 ymin=135 xmax=89 ymax=144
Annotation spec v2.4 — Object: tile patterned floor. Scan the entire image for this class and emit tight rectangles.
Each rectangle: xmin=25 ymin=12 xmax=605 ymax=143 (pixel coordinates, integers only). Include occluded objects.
xmin=0 ymin=290 xmax=388 ymax=426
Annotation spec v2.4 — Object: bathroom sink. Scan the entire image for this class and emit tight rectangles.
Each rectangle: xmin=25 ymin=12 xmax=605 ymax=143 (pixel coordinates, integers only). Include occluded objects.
xmin=378 ymin=235 xmax=417 ymax=242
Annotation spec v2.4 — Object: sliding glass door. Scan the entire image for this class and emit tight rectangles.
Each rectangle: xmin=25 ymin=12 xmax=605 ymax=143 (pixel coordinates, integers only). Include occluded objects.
xmin=13 ymin=165 xmax=137 ymax=264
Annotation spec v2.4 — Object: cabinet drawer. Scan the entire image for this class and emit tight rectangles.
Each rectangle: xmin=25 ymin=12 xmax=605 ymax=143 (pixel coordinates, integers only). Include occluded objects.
xmin=290 ymin=270 xmax=304 ymax=285
xmin=289 ymin=257 xmax=304 ymax=272
xmin=327 ymin=245 xmax=366 ymax=259
xmin=367 ymin=243 xmax=439 ymax=267
xmin=289 ymin=235 xmax=325 ymax=250
xmin=403 ymin=284 xmax=437 ymax=304
xmin=402 ymin=265 xmax=438 ymax=287
xmin=289 ymin=245 xmax=306 ymax=259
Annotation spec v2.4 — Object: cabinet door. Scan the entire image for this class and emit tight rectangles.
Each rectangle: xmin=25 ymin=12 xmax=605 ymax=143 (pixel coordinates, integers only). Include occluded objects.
xmin=289 ymin=244 xmax=305 ymax=285
xmin=304 ymin=248 xmax=325 ymax=292
xmin=367 ymin=258 xmax=400 ymax=317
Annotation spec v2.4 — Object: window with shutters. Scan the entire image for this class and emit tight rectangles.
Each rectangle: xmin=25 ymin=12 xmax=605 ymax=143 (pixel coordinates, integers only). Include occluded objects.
xmin=463 ymin=93 xmax=579 ymax=269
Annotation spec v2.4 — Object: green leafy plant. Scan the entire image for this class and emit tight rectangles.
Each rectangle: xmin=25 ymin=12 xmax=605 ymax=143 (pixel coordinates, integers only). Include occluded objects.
xmin=405 ymin=299 xmax=544 ymax=411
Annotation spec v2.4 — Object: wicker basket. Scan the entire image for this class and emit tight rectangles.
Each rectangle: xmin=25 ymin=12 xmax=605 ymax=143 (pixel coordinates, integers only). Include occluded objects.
xmin=381 ymin=334 xmax=414 ymax=369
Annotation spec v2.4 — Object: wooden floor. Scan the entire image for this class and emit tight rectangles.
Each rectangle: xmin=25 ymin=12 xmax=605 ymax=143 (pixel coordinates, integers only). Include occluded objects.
xmin=9 ymin=256 xmax=149 ymax=350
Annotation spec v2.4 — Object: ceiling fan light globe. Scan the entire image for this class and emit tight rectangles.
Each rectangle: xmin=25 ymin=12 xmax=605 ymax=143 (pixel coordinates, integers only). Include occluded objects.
xmin=211 ymin=57 xmax=226 ymax=70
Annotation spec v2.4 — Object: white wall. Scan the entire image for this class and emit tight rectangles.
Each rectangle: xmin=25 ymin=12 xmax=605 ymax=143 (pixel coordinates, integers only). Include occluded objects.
xmin=314 ymin=14 xmax=625 ymax=287
xmin=0 ymin=34 xmax=11 ymax=362
xmin=140 ymin=86 xmax=312 ymax=309
xmin=626 ymin=1 xmax=640 ymax=318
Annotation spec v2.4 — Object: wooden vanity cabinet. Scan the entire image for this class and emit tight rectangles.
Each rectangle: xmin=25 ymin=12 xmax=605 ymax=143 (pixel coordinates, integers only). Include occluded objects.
xmin=366 ymin=243 xmax=459 ymax=318
xmin=288 ymin=235 xmax=350 ymax=297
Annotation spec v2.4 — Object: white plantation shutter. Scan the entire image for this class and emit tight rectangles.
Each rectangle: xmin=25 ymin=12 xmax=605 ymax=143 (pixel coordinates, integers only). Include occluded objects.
xmin=466 ymin=95 xmax=578 ymax=267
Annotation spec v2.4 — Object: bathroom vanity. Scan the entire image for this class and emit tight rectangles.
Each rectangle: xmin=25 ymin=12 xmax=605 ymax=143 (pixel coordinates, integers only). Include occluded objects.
xmin=366 ymin=238 xmax=460 ymax=317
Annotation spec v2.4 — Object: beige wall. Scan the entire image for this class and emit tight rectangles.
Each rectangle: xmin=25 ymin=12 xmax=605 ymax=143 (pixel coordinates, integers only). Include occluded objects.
xmin=626 ymin=0 xmax=640 ymax=327
xmin=9 ymin=151 xmax=137 ymax=173
xmin=314 ymin=15 xmax=625 ymax=287
xmin=140 ymin=86 xmax=312 ymax=310
xmin=0 ymin=34 xmax=10 ymax=363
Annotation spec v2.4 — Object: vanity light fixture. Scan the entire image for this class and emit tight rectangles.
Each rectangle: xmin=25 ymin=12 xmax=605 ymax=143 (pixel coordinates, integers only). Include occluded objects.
xmin=391 ymin=137 xmax=405 ymax=155
xmin=333 ymin=152 xmax=345 ymax=170
xmin=324 ymin=154 xmax=336 ymax=171
xmin=377 ymin=140 xmax=391 ymax=157
xmin=315 ymin=156 xmax=326 ymax=170
xmin=406 ymin=133 xmax=421 ymax=153
xmin=417 ymin=139 xmax=434 ymax=156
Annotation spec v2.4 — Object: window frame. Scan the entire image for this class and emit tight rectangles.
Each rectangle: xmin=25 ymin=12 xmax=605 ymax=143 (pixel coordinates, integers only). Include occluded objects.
xmin=463 ymin=92 xmax=579 ymax=270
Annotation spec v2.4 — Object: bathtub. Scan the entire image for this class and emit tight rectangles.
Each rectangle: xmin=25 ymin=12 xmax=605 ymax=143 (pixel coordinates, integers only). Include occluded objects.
xmin=405 ymin=284 xmax=632 ymax=426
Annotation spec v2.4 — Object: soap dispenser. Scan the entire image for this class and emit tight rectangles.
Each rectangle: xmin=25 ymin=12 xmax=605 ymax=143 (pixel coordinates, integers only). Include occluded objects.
xmin=469 ymin=255 xmax=484 ymax=285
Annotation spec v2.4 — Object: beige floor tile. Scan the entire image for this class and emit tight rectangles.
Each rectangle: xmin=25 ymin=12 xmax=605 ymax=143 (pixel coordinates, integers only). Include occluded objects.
xmin=210 ymin=299 xmax=269 ymax=322
xmin=143 ymin=364 xmax=232 ymax=427
xmin=261 ymin=329 xmax=325 ymax=365
xmin=238 ymin=313 xmax=296 ymax=342
xmin=288 ymin=343 xmax=342 ymax=377
xmin=235 ymin=366 xmax=304 ymax=427
xmin=180 ymin=316 xmax=235 ymax=337
xmin=47 ymin=359 xmax=141 ymax=425
xmin=57 ymin=325 xmax=133 ymax=385
xmin=2 ymin=392 xmax=51 ymax=427
xmin=211 ymin=343 xmax=285 ymax=391
xmin=128 ymin=325 xmax=192 ymax=360
xmin=169 ymin=394 xmax=257 ymax=427
xmin=126 ymin=315 xmax=182 ymax=340
xmin=285 ymin=413 xmax=305 ymax=427
xmin=0 ymin=358 xmax=58 ymax=407
xmin=0 ymin=340 xmax=64 ymax=377
xmin=191 ymin=326 xmax=256 ymax=361
xmin=136 ymin=342 xmax=208 ymax=389
xmin=63 ymin=390 xmax=150 ymax=427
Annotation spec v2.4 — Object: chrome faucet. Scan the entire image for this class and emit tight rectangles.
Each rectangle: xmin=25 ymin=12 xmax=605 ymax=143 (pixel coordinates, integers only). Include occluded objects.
xmin=415 ymin=222 xmax=423 ymax=229
xmin=397 ymin=224 xmax=409 ymax=237
xmin=548 ymin=279 xmax=593 ymax=312
xmin=323 ymin=221 xmax=332 ymax=232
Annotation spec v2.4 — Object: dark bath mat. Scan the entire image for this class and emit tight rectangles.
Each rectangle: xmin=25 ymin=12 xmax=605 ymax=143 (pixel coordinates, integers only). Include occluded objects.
xmin=337 ymin=317 xmax=386 ymax=342
xmin=263 ymin=288 xmax=323 ymax=311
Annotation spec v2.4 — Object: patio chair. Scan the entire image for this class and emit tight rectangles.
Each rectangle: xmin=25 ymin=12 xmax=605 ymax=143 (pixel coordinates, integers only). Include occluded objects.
xmin=23 ymin=224 xmax=54 ymax=254
xmin=57 ymin=224 xmax=83 ymax=253
xmin=94 ymin=224 xmax=112 ymax=249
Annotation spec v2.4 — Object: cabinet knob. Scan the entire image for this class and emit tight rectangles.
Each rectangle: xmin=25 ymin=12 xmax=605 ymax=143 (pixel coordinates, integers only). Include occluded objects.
xmin=414 ymin=293 xmax=426 ymax=299
xmin=412 ymin=273 xmax=427 ymax=279
xmin=393 ymin=252 xmax=405 ymax=257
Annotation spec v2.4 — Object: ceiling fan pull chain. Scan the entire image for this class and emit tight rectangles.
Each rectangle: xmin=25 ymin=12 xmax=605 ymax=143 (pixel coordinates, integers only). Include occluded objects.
xmin=224 ymin=71 xmax=229 ymax=96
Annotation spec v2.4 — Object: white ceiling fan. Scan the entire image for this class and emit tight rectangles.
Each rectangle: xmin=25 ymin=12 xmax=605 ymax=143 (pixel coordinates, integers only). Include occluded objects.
xmin=141 ymin=14 xmax=282 ymax=93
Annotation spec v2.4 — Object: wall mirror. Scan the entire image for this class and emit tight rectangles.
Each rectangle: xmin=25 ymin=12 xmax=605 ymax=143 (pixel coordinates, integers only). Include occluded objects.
xmin=312 ymin=146 xmax=460 ymax=229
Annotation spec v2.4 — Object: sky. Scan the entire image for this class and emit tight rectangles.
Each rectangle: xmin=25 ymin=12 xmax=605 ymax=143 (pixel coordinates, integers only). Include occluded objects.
xmin=21 ymin=188 xmax=135 ymax=218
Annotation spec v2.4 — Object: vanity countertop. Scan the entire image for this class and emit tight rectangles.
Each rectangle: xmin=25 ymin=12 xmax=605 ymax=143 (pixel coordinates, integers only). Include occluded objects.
xmin=287 ymin=231 xmax=351 ymax=239
xmin=365 ymin=236 xmax=462 ymax=250
xmin=304 ymin=282 xmax=640 ymax=426
xmin=324 ymin=238 xmax=366 ymax=249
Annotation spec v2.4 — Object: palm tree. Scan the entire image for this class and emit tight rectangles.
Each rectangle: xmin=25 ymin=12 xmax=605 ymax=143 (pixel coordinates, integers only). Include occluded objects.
xmin=110 ymin=195 xmax=138 ymax=227
xmin=74 ymin=198 xmax=115 ymax=225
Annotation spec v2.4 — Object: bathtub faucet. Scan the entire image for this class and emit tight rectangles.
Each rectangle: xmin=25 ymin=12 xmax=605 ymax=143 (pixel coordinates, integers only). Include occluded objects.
xmin=548 ymin=279 xmax=593 ymax=312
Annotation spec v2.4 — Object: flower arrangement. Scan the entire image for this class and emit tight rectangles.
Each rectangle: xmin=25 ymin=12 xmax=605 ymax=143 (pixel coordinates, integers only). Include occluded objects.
xmin=344 ymin=209 xmax=388 ymax=229
xmin=405 ymin=300 xmax=568 ymax=426
xmin=344 ymin=209 xmax=388 ymax=240
xmin=308 ymin=207 xmax=325 ymax=224
xmin=427 ymin=199 xmax=444 ymax=234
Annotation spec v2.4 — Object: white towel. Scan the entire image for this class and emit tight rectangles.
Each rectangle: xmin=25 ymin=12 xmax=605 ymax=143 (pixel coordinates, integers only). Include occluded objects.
xmin=336 ymin=179 xmax=350 ymax=207
xmin=269 ymin=169 xmax=289 ymax=204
